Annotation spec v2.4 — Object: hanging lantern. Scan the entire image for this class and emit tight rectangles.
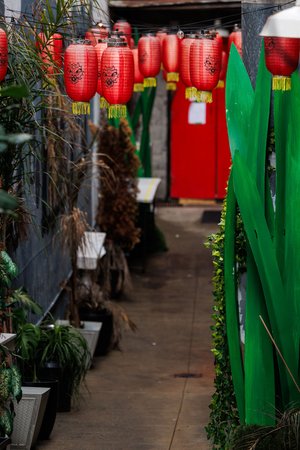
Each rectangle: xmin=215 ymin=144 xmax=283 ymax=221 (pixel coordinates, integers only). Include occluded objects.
xmin=179 ymin=34 xmax=197 ymax=99
xmin=85 ymin=24 xmax=109 ymax=46
xmin=36 ymin=32 xmax=63 ymax=76
xmin=101 ymin=37 xmax=134 ymax=118
xmin=64 ymin=40 xmax=97 ymax=115
xmin=0 ymin=29 xmax=8 ymax=82
xmin=162 ymin=34 xmax=180 ymax=82
xmin=138 ymin=34 xmax=161 ymax=87
xmin=217 ymin=51 xmax=228 ymax=88
xmin=130 ymin=37 xmax=135 ymax=49
xmin=264 ymin=37 xmax=300 ymax=91
xmin=162 ymin=69 xmax=177 ymax=91
xmin=228 ymin=24 xmax=242 ymax=56
xmin=190 ymin=35 xmax=222 ymax=103
xmin=156 ymin=30 xmax=167 ymax=49
xmin=95 ymin=38 xmax=109 ymax=108
xmin=132 ymin=48 xmax=144 ymax=92
xmin=113 ymin=19 xmax=132 ymax=47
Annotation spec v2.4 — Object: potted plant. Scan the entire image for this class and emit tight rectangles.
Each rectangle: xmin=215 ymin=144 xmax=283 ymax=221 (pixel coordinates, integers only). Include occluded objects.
xmin=38 ymin=321 xmax=90 ymax=412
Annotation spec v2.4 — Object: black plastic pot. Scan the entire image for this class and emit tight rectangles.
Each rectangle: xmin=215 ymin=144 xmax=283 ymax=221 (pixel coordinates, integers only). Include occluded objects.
xmin=79 ymin=307 xmax=113 ymax=356
xmin=38 ymin=362 xmax=72 ymax=412
xmin=0 ymin=438 xmax=10 ymax=450
xmin=22 ymin=380 xmax=58 ymax=440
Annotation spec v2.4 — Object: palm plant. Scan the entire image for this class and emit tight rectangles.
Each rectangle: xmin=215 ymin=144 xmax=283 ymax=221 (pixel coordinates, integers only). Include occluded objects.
xmin=39 ymin=321 xmax=90 ymax=405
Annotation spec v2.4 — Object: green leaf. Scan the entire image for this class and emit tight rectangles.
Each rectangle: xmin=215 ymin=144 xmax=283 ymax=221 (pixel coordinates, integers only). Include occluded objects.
xmin=225 ymin=45 xmax=254 ymax=159
xmin=0 ymin=85 xmax=29 ymax=98
xmin=233 ymin=151 xmax=298 ymax=406
xmin=224 ymin=173 xmax=245 ymax=423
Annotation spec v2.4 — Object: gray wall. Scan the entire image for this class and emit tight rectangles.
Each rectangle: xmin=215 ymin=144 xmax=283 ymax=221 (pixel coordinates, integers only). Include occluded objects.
xmin=3 ymin=0 xmax=105 ymax=320
xmin=150 ymin=72 xmax=168 ymax=200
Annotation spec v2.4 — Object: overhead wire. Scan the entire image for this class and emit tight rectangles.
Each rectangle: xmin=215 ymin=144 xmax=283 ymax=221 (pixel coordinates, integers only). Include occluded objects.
xmin=1 ymin=0 xmax=296 ymax=40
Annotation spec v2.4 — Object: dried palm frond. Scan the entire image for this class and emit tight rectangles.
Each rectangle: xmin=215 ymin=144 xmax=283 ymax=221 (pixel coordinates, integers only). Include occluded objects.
xmin=229 ymin=407 xmax=300 ymax=449
xmin=98 ymin=240 xmax=132 ymax=300
xmin=105 ymin=300 xmax=137 ymax=351
xmin=96 ymin=120 xmax=141 ymax=251
xmin=60 ymin=207 xmax=89 ymax=254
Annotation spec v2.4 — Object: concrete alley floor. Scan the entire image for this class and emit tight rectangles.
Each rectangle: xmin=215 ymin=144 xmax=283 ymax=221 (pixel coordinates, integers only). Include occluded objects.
xmin=37 ymin=205 xmax=221 ymax=450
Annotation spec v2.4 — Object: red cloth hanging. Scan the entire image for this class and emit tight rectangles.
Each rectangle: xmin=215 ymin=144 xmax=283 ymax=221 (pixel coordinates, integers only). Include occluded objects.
xmin=101 ymin=38 xmax=134 ymax=118
xmin=190 ymin=36 xmax=222 ymax=103
xmin=162 ymin=34 xmax=180 ymax=82
xmin=0 ymin=29 xmax=8 ymax=82
xmin=36 ymin=32 xmax=63 ymax=75
xmin=138 ymin=35 xmax=161 ymax=87
xmin=64 ymin=41 xmax=97 ymax=114
xmin=264 ymin=36 xmax=300 ymax=91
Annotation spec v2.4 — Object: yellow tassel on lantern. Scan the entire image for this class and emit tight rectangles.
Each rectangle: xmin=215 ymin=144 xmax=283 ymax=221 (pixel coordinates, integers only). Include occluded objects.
xmin=144 ymin=77 xmax=157 ymax=88
xmin=196 ymin=91 xmax=213 ymax=104
xmin=217 ymin=80 xmax=225 ymax=89
xmin=272 ymin=76 xmax=291 ymax=91
xmin=100 ymin=97 xmax=110 ymax=109
xmin=134 ymin=83 xmax=144 ymax=92
xmin=185 ymin=87 xmax=197 ymax=99
xmin=166 ymin=82 xmax=177 ymax=91
xmin=108 ymin=104 xmax=127 ymax=119
xmin=167 ymin=72 xmax=179 ymax=82
xmin=72 ymin=102 xmax=90 ymax=115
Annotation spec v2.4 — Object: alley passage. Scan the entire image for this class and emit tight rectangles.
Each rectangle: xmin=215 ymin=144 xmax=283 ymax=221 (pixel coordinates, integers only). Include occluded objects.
xmin=38 ymin=206 xmax=219 ymax=450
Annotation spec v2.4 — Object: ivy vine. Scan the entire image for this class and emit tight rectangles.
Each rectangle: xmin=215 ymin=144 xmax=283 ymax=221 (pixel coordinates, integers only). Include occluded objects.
xmin=205 ymin=197 xmax=246 ymax=449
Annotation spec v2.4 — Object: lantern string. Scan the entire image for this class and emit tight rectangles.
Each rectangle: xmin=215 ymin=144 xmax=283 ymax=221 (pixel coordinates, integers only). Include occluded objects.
xmin=1 ymin=0 xmax=295 ymax=41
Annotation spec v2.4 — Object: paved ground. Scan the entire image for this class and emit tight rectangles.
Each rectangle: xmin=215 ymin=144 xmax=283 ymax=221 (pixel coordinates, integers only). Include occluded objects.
xmin=37 ymin=205 xmax=220 ymax=450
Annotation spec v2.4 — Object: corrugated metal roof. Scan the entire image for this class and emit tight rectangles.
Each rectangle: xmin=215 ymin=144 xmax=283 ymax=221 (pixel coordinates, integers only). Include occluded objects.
xmin=109 ymin=0 xmax=239 ymax=7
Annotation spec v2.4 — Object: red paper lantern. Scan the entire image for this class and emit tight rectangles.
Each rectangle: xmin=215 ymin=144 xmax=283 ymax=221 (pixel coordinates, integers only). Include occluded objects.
xmin=132 ymin=48 xmax=144 ymax=92
xmin=156 ymin=30 xmax=167 ymax=48
xmin=138 ymin=35 xmax=161 ymax=87
xmin=85 ymin=24 xmax=109 ymax=46
xmin=64 ymin=41 xmax=97 ymax=115
xmin=264 ymin=37 xmax=300 ymax=91
xmin=228 ymin=24 xmax=242 ymax=56
xmin=180 ymin=34 xmax=197 ymax=99
xmin=0 ymin=29 xmax=8 ymax=82
xmin=95 ymin=38 xmax=109 ymax=108
xmin=36 ymin=32 xmax=63 ymax=76
xmin=113 ymin=20 xmax=132 ymax=47
xmin=162 ymin=34 xmax=180 ymax=82
xmin=217 ymin=51 xmax=228 ymax=88
xmin=190 ymin=35 xmax=222 ymax=103
xmin=101 ymin=37 xmax=134 ymax=118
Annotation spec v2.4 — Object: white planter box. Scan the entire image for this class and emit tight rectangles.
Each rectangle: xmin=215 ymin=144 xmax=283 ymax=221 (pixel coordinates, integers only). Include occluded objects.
xmin=10 ymin=387 xmax=50 ymax=450
xmin=77 ymin=231 xmax=106 ymax=270
xmin=0 ymin=333 xmax=16 ymax=351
